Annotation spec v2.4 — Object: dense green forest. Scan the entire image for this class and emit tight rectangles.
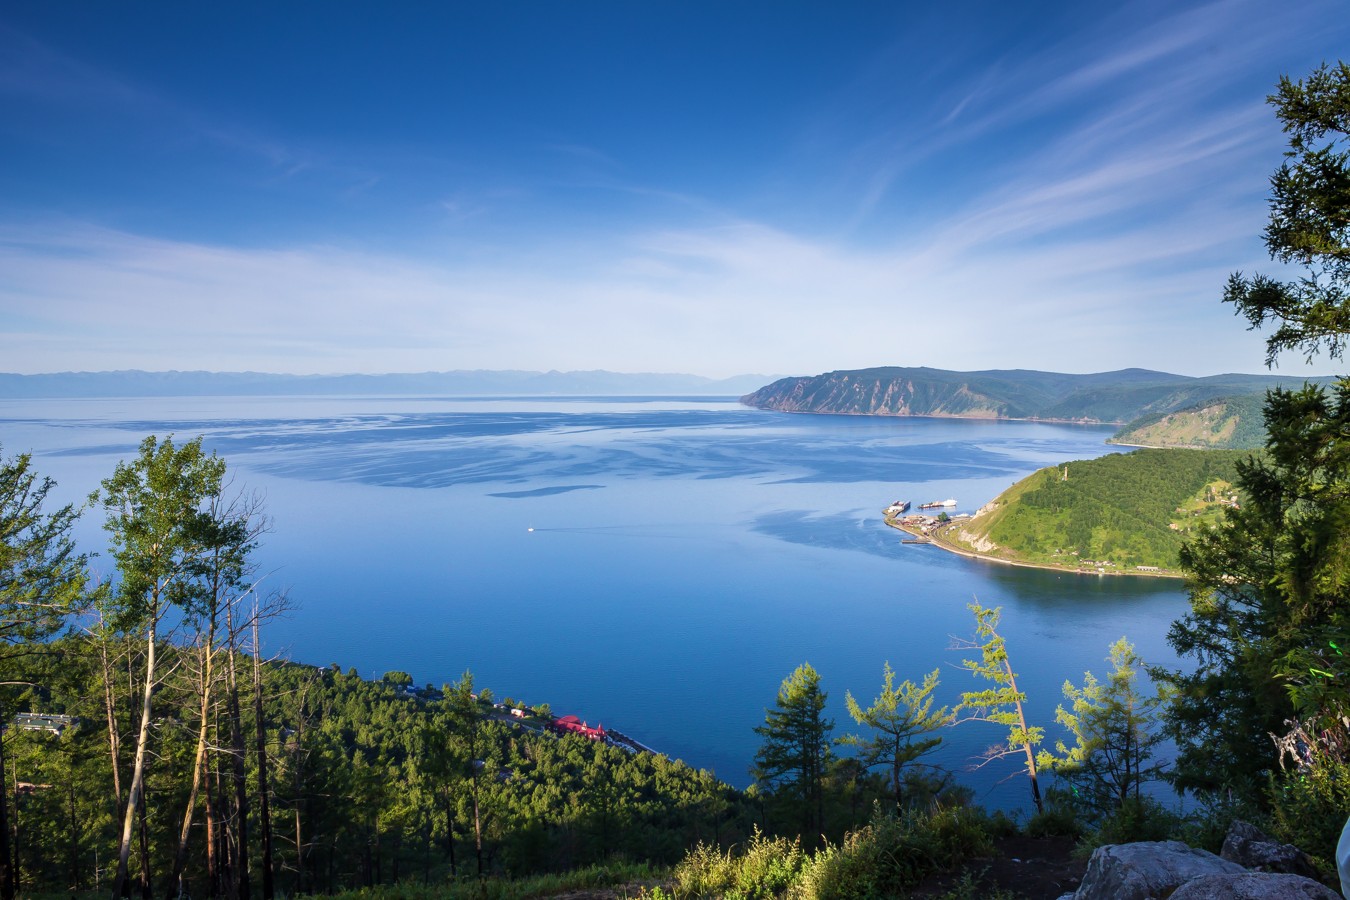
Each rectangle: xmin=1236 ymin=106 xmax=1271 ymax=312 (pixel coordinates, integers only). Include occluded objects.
xmin=4 ymin=640 xmax=757 ymax=895
xmin=948 ymin=449 xmax=1249 ymax=571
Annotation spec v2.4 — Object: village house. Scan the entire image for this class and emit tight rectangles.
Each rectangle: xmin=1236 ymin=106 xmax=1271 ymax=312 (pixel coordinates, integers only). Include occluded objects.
xmin=550 ymin=714 xmax=607 ymax=741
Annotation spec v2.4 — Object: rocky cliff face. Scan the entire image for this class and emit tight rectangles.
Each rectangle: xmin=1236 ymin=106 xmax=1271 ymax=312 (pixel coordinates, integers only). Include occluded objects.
xmin=740 ymin=367 xmax=1321 ymax=436
xmin=741 ymin=370 xmax=1022 ymax=419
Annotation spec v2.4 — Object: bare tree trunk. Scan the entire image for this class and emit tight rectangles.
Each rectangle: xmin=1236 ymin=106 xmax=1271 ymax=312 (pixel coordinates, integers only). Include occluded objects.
xmin=114 ymin=618 xmax=158 ymax=899
xmin=68 ymin=775 xmax=79 ymax=891
xmin=293 ymin=807 xmax=303 ymax=896
xmin=1003 ymin=660 xmax=1043 ymax=815
xmin=100 ymin=632 xmax=123 ymax=802
xmin=168 ymin=623 xmax=216 ymax=898
xmin=12 ymin=760 xmax=23 ymax=899
xmin=0 ymin=728 xmax=13 ymax=900
xmin=252 ymin=614 xmax=274 ymax=900
xmin=137 ymin=795 xmax=151 ymax=900
xmin=471 ymin=767 xmax=483 ymax=878
xmin=227 ymin=652 xmax=249 ymax=900
xmin=204 ymin=763 xmax=218 ymax=898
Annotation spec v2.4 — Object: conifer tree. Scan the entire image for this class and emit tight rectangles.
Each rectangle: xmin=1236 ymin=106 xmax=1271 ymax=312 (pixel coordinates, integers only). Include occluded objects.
xmin=1162 ymin=61 xmax=1350 ymax=806
xmin=840 ymin=663 xmax=952 ymax=810
xmin=0 ymin=449 xmax=90 ymax=900
xmin=954 ymin=604 xmax=1044 ymax=814
xmin=751 ymin=662 xmax=833 ymax=844
xmin=1224 ymin=61 xmax=1350 ymax=365
xmin=1037 ymin=638 xmax=1168 ymax=820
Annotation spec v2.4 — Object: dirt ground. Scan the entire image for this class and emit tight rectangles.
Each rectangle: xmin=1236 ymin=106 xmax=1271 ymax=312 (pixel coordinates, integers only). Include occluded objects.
xmin=910 ymin=834 xmax=1087 ymax=898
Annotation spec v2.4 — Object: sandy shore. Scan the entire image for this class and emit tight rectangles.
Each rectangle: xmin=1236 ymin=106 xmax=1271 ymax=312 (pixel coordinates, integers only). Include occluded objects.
xmin=882 ymin=516 xmax=1184 ymax=580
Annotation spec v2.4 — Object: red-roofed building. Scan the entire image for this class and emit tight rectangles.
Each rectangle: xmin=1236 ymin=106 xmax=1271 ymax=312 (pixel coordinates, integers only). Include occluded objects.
xmin=551 ymin=714 xmax=607 ymax=741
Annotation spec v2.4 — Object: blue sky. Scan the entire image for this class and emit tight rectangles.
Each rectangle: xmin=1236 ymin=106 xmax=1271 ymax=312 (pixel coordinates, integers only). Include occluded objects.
xmin=2 ymin=1 xmax=1348 ymax=378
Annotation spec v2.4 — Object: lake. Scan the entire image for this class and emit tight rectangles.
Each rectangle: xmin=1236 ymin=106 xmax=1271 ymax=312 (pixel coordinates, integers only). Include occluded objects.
xmin=0 ymin=395 xmax=1190 ymax=812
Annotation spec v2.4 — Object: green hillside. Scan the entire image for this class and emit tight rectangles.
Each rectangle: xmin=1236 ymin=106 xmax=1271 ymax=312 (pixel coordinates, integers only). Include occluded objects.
xmin=1110 ymin=395 xmax=1267 ymax=449
xmin=947 ymin=448 xmax=1250 ymax=572
xmin=740 ymin=366 xmax=1326 ymax=429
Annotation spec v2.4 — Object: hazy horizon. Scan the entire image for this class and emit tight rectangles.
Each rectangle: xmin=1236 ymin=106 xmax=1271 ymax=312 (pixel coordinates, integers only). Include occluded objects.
xmin=1 ymin=363 xmax=1340 ymax=379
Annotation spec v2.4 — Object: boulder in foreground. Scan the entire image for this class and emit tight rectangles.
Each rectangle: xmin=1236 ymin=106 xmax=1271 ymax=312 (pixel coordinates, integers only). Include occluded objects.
xmin=1073 ymin=840 xmax=1245 ymax=900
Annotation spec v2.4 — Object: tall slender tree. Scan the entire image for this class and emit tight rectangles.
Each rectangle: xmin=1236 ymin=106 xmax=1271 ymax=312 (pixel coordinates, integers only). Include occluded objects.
xmin=98 ymin=436 xmax=226 ymax=899
xmin=444 ymin=672 xmax=490 ymax=878
xmin=953 ymin=604 xmax=1044 ymax=814
xmin=751 ymin=662 xmax=833 ymax=845
xmin=0 ymin=449 xmax=90 ymax=900
xmin=166 ymin=489 xmax=260 ymax=898
xmin=1162 ymin=61 xmax=1350 ymax=808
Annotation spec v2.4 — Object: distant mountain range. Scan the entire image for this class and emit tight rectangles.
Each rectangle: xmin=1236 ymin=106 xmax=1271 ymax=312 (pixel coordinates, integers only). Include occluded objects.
xmin=0 ymin=369 xmax=778 ymax=398
xmin=740 ymin=366 xmax=1334 ymax=448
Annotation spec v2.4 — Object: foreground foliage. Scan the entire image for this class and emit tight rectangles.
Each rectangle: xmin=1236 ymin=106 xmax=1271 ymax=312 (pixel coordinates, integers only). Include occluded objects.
xmin=751 ymin=664 xmax=834 ymax=847
xmin=665 ymin=805 xmax=1001 ymax=900
xmin=1037 ymin=638 xmax=1169 ymax=825
xmin=1162 ymin=57 xmax=1350 ymax=877
xmin=1160 ymin=384 xmax=1350 ymax=807
xmin=7 ymin=642 xmax=756 ymax=895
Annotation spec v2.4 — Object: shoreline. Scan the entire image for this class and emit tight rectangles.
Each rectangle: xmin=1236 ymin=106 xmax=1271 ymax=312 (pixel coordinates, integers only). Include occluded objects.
xmin=882 ymin=515 xmax=1185 ymax=580
xmin=743 ymin=404 xmax=1127 ymax=428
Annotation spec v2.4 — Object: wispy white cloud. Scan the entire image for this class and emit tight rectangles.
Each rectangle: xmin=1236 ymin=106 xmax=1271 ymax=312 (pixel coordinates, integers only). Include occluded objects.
xmin=820 ymin=0 xmax=1317 ymax=232
xmin=0 ymin=179 xmax=1304 ymax=380
xmin=1 ymin=3 xmax=1344 ymax=380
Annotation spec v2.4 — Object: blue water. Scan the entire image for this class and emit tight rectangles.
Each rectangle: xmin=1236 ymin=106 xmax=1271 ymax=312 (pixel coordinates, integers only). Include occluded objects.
xmin=0 ymin=395 xmax=1188 ymax=812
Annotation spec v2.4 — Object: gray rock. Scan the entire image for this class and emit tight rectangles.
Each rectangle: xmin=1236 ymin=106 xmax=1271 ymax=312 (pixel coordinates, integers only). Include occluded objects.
xmin=1169 ymin=872 xmax=1342 ymax=899
xmin=1221 ymin=820 xmax=1321 ymax=879
xmin=1337 ymin=814 xmax=1349 ymax=899
xmin=1075 ymin=841 xmax=1246 ymax=900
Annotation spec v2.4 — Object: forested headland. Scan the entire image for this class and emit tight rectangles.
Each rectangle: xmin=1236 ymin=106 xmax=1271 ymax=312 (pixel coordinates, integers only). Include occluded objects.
xmin=0 ymin=437 xmax=767 ymax=898
xmin=945 ymin=448 xmax=1249 ymax=573
xmin=6 ymin=639 xmax=752 ymax=895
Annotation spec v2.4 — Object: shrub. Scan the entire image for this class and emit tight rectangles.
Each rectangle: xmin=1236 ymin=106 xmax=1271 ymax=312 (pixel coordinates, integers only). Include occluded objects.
xmin=1172 ymin=793 xmax=1267 ymax=854
xmin=790 ymin=805 xmax=996 ymax=900
xmin=670 ymin=804 xmax=1000 ymax=900
xmin=672 ymin=829 xmax=807 ymax=899
xmin=1024 ymin=788 xmax=1082 ymax=839
xmin=1089 ymin=795 xmax=1181 ymax=846
xmin=1267 ymin=758 xmax=1350 ymax=877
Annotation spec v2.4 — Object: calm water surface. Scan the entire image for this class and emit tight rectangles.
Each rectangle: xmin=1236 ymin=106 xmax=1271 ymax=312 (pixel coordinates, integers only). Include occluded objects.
xmin=1 ymin=395 xmax=1188 ymax=811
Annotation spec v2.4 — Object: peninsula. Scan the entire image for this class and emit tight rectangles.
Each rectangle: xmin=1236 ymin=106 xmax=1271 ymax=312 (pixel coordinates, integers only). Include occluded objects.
xmin=886 ymin=448 xmax=1249 ymax=577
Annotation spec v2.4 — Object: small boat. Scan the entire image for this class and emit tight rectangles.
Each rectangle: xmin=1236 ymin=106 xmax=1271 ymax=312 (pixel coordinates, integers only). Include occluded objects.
xmin=918 ymin=499 xmax=957 ymax=509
